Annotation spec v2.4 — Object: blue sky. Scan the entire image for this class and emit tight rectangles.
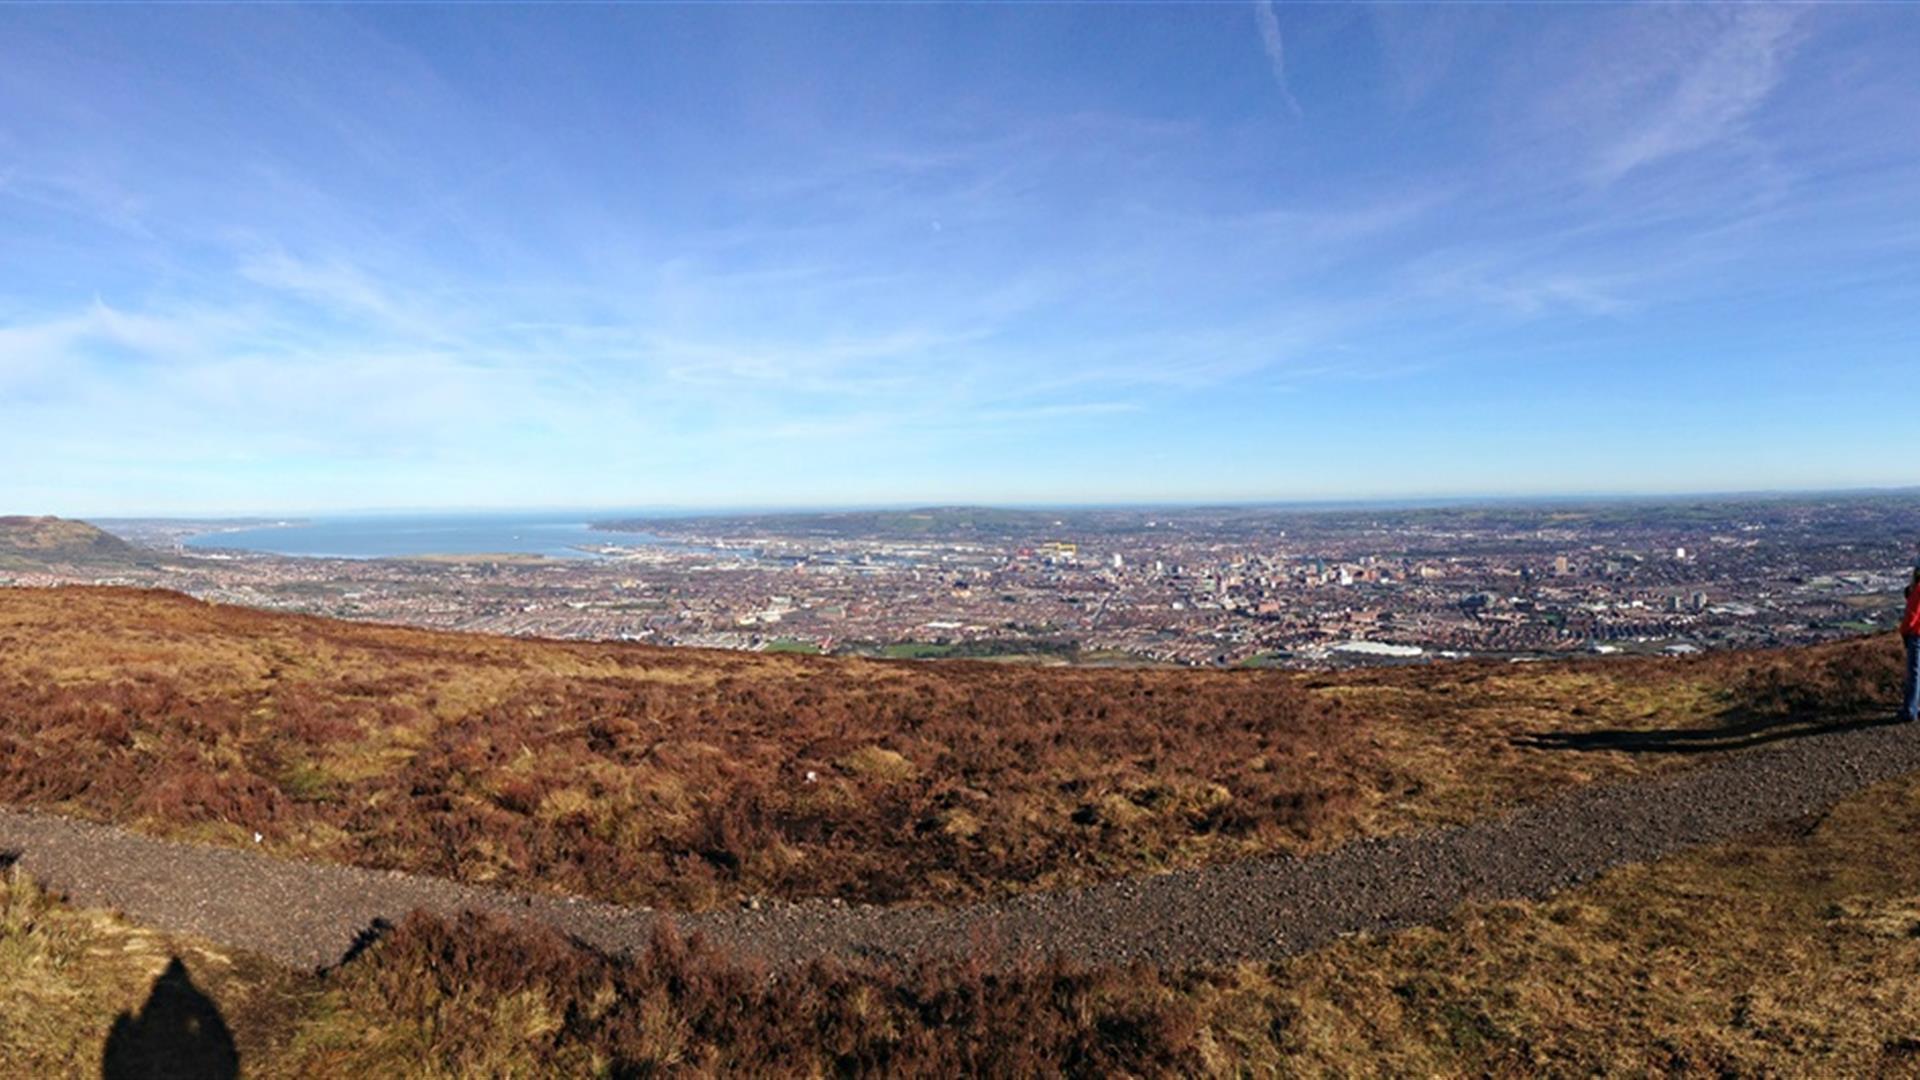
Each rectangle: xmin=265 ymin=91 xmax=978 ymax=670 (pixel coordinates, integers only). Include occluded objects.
xmin=3 ymin=3 xmax=1917 ymax=516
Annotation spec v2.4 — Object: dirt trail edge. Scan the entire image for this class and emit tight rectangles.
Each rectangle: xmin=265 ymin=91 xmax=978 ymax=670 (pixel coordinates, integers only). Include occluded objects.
xmin=4 ymin=718 xmax=1916 ymax=971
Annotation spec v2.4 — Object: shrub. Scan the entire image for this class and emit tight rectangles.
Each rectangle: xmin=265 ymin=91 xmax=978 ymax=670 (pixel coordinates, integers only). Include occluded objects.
xmin=331 ymin=909 xmax=1212 ymax=1077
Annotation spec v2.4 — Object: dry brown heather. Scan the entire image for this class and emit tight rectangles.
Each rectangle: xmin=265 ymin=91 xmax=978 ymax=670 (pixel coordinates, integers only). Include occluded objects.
xmin=0 ymin=586 xmax=1902 ymax=910
xmin=9 ymin=769 xmax=1920 ymax=1075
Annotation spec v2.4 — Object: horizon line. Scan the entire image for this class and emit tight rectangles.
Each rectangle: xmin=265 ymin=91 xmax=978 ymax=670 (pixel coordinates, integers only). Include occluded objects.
xmin=67 ymin=482 xmax=1920 ymax=523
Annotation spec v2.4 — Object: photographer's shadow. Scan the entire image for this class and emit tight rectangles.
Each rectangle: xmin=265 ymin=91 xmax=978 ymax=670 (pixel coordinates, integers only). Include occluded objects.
xmin=100 ymin=956 xmax=238 ymax=1080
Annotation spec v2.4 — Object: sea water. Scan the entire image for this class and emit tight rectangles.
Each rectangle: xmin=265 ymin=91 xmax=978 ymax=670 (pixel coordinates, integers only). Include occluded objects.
xmin=184 ymin=513 xmax=660 ymax=560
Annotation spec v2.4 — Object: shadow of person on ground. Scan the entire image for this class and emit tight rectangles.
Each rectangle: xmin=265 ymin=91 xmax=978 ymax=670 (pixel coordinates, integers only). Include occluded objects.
xmin=100 ymin=956 xmax=238 ymax=1080
xmin=1514 ymin=710 xmax=1894 ymax=754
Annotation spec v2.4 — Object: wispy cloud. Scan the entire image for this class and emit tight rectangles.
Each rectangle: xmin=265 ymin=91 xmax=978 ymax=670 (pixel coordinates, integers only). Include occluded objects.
xmin=1411 ymin=261 xmax=1631 ymax=319
xmin=1597 ymin=8 xmax=1802 ymax=184
xmin=0 ymin=166 xmax=155 ymax=240
xmin=1252 ymin=1 xmax=1303 ymax=117
xmin=4 ymin=3 xmax=1914 ymax=512
xmin=1542 ymin=7 xmax=1807 ymax=186
xmin=973 ymin=401 xmax=1143 ymax=424
xmin=0 ymin=300 xmax=230 ymax=393
xmin=240 ymin=251 xmax=402 ymax=322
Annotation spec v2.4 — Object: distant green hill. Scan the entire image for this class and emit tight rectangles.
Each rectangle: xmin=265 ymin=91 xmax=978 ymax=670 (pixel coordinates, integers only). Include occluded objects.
xmin=0 ymin=516 xmax=147 ymax=572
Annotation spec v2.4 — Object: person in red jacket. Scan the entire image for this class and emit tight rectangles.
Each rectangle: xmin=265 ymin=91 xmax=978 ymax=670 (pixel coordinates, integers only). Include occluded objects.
xmin=1902 ymin=568 xmax=1920 ymax=723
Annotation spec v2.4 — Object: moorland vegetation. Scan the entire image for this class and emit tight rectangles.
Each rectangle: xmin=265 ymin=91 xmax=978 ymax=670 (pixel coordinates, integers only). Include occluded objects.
xmin=7 ymin=766 xmax=1920 ymax=1075
xmin=0 ymin=587 xmax=1900 ymax=910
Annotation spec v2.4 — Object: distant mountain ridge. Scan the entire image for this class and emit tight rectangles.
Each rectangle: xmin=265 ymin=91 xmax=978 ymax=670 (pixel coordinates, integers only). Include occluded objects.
xmin=0 ymin=516 xmax=147 ymax=572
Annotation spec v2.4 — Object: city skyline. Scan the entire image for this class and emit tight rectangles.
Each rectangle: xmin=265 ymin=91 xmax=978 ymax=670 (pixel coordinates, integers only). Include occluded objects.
xmin=5 ymin=4 xmax=1919 ymax=515
xmin=48 ymin=492 xmax=1920 ymax=668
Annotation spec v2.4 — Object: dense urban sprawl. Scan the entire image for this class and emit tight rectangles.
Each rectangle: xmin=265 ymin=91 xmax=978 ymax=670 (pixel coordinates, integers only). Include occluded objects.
xmin=19 ymin=496 xmax=1919 ymax=668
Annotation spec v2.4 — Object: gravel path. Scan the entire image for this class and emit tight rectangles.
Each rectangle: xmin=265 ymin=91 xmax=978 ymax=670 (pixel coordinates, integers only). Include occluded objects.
xmin=3 ymin=717 xmax=1915 ymax=972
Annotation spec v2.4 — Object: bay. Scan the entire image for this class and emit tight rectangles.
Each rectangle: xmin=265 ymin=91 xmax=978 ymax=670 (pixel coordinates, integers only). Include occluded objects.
xmin=184 ymin=513 xmax=660 ymax=560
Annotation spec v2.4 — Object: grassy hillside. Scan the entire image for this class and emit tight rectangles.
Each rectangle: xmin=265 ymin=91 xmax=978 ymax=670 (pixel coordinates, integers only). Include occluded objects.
xmin=0 ymin=516 xmax=146 ymax=572
xmin=0 ymin=587 xmax=1900 ymax=911
xmin=9 ymin=768 xmax=1920 ymax=1075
